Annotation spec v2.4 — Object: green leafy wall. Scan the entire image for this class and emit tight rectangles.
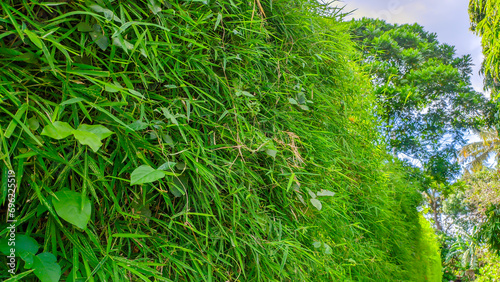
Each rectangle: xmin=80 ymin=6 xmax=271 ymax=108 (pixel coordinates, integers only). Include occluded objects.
xmin=0 ymin=0 xmax=433 ymax=281
xmin=408 ymin=214 xmax=442 ymax=282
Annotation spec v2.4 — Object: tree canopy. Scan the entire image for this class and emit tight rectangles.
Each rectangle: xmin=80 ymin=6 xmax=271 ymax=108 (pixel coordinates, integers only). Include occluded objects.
xmin=350 ymin=18 xmax=493 ymax=183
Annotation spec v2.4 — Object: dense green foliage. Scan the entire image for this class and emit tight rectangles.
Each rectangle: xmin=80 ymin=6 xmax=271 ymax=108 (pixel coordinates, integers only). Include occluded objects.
xmin=409 ymin=214 xmax=442 ymax=281
xmin=470 ymin=0 xmax=500 ymax=96
xmin=439 ymin=168 xmax=500 ymax=280
xmin=476 ymin=251 xmax=500 ymax=281
xmin=466 ymin=2 xmax=500 ymax=277
xmin=0 ymin=0 xmax=441 ymax=281
xmin=436 ymin=3 xmax=500 ymax=279
xmin=464 ymin=169 xmax=500 ymax=253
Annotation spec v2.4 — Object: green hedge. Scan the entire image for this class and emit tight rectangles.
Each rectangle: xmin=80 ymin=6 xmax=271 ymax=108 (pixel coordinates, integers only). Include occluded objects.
xmin=1 ymin=0 xmax=430 ymax=280
xmin=408 ymin=214 xmax=442 ymax=282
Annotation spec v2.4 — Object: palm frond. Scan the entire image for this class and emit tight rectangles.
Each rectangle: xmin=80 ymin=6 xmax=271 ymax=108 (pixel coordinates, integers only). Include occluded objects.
xmin=458 ymin=129 xmax=500 ymax=170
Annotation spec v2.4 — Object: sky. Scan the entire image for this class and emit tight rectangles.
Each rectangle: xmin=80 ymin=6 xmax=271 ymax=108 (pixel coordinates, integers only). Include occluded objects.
xmin=339 ymin=0 xmax=485 ymax=95
xmin=339 ymin=0 xmax=485 ymax=144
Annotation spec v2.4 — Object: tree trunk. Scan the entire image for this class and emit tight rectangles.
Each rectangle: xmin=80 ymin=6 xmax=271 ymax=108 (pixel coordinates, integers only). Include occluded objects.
xmin=427 ymin=188 xmax=443 ymax=232
xmin=432 ymin=201 xmax=443 ymax=232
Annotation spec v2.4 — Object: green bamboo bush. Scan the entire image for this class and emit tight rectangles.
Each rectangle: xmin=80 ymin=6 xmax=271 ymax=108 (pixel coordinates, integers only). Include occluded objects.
xmin=0 ymin=0 xmax=437 ymax=281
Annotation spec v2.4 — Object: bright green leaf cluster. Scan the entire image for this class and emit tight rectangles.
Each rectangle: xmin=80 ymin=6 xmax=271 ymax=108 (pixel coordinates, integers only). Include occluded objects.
xmin=41 ymin=122 xmax=113 ymax=152
xmin=0 ymin=236 xmax=61 ymax=282
xmin=308 ymin=189 xmax=335 ymax=211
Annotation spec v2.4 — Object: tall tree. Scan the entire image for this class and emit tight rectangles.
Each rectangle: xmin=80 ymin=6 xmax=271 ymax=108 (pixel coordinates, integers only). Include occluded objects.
xmin=350 ymin=18 xmax=491 ymax=172
xmin=350 ymin=18 xmax=493 ymax=231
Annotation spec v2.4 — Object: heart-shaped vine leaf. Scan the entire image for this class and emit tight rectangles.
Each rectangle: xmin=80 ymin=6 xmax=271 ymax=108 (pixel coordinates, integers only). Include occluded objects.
xmin=41 ymin=122 xmax=74 ymax=140
xmin=316 ymin=189 xmax=335 ymax=197
xmin=77 ymin=124 xmax=114 ymax=140
xmin=307 ymin=189 xmax=317 ymax=199
xmin=24 ymin=252 xmax=35 ymax=268
xmin=90 ymin=32 xmax=109 ymax=51
xmin=41 ymin=122 xmax=113 ymax=152
xmin=53 ymin=191 xmax=92 ymax=230
xmin=324 ymin=244 xmax=332 ymax=255
xmin=72 ymin=130 xmax=102 ymax=152
xmin=28 ymin=117 xmax=39 ymax=131
xmin=0 ymin=234 xmax=39 ymax=258
xmin=33 ymin=252 xmax=61 ymax=282
xmin=265 ymin=148 xmax=277 ymax=158
xmin=130 ymin=165 xmax=167 ymax=185
xmin=129 ymin=120 xmax=149 ymax=131
xmin=310 ymin=198 xmax=322 ymax=211
xmin=263 ymin=142 xmax=278 ymax=159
